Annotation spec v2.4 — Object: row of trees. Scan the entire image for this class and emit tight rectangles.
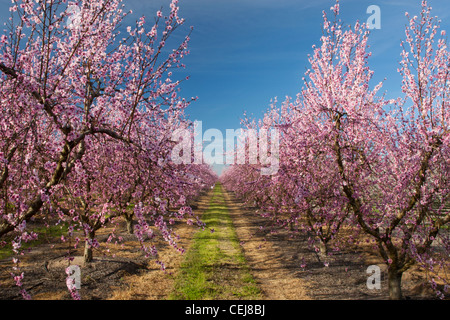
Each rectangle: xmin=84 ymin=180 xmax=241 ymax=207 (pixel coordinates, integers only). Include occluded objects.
xmin=221 ymin=1 xmax=449 ymax=300
xmin=0 ymin=0 xmax=216 ymax=299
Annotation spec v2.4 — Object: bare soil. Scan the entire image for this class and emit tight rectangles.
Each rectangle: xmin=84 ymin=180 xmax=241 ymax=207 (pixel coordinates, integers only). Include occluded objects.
xmin=0 ymin=188 xmax=446 ymax=300
xmin=0 ymin=190 xmax=213 ymax=300
xmin=224 ymin=190 xmax=447 ymax=300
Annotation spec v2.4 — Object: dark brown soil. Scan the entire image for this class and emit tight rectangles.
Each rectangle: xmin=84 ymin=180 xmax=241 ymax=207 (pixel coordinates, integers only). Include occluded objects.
xmin=223 ymin=189 xmax=447 ymax=300
xmin=0 ymin=190 xmax=213 ymax=300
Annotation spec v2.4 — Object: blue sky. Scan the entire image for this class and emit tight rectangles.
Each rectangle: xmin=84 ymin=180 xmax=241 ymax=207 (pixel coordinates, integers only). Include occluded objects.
xmin=142 ymin=0 xmax=449 ymax=131
xmin=157 ymin=0 xmax=450 ymax=174
xmin=1 ymin=0 xmax=450 ymax=175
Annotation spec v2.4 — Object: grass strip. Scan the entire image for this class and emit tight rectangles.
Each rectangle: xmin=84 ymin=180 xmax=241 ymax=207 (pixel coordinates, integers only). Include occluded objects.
xmin=169 ymin=183 xmax=261 ymax=300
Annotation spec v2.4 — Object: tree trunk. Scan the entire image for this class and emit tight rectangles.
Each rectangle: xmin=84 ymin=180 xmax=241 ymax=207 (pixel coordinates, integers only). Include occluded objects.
xmin=126 ymin=216 xmax=134 ymax=234
xmin=388 ymin=267 xmax=403 ymax=300
xmin=288 ymin=221 xmax=294 ymax=231
xmin=316 ymin=240 xmax=328 ymax=262
xmin=83 ymin=231 xmax=95 ymax=263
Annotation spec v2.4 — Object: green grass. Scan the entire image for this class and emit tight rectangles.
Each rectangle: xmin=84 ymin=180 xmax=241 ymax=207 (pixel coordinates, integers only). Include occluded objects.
xmin=0 ymin=223 xmax=69 ymax=260
xmin=169 ymin=184 xmax=261 ymax=300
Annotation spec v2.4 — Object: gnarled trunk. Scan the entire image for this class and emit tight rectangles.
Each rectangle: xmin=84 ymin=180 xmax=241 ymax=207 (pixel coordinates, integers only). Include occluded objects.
xmin=126 ymin=216 xmax=134 ymax=234
xmin=316 ymin=240 xmax=328 ymax=262
xmin=83 ymin=231 xmax=95 ymax=263
xmin=320 ymin=241 xmax=328 ymax=259
xmin=388 ymin=267 xmax=403 ymax=300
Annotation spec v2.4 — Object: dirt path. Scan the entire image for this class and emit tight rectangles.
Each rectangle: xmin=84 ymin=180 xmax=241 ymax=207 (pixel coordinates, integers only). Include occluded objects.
xmin=107 ymin=190 xmax=215 ymax=300
xmin=169 ymin=184 xmax=261 ymax=299
xmin=222 ymin=190 xmax=310 ymax=300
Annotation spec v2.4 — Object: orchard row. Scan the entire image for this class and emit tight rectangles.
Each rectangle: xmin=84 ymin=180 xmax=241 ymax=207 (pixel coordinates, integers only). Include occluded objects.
xmin=0 ymin=0 xmax=216 ymax=299
xmin=221 ymin=1 xmax=449 ymax=300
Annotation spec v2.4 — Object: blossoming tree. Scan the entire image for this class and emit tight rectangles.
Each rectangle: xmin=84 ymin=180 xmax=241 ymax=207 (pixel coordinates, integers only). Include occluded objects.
xmin=0 ymin=0 xmax=217 ymax=299
xmin=223 ymin=1 xmax=449 ymax=300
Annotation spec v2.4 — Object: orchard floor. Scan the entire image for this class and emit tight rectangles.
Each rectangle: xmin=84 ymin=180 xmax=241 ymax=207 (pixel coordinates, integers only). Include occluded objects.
xmin=0 ymin=187 xmax=446 ymax=300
